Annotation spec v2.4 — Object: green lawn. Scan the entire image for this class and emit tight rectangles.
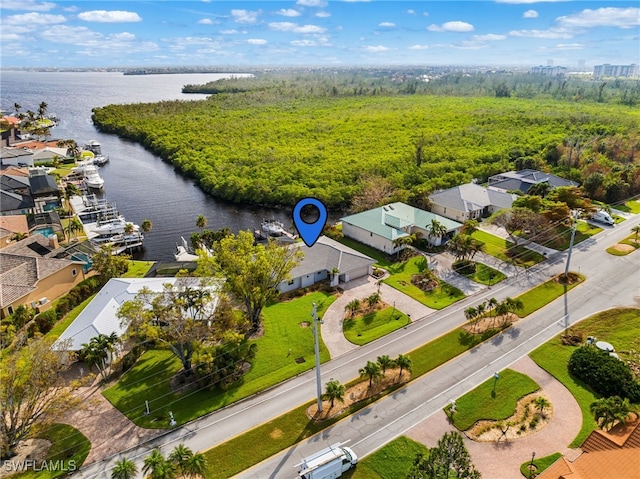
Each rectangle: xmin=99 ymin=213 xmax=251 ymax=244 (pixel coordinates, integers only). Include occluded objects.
xmin=347 ymin=436 xmax=428 ymax=479
xmin=454 ymin=262 xmax=506 ymax=286
xmin=343 ymin=306 xmax=409 ymax=345
xmin=529 ymin=308 xmax=640 ymax=447
xmin=103 ymin=291 xmax=336 ymax=428
xmin=515 ymin=274 xmax=584 ymax=317
xmin=607 ymin=232 xmax=640 ymax=256
xmin=471 ymin=230 xmax=545 ymax=268
xmin=519 ymin=453 xmax=562 ymax=478
xmin=447 ymin=369 xmax=540 ymax=431
xmin=10 ymin=424 xmax=91 ymax=479
xmin=121 ymin=260 xmax=155 ymax=278
xmin=613 ymin=199 xmax=640 ymax=214
xmin=539 ymin=221 xmax=603 ymax=251
xmin=335 ymin=236 xmax=396 ymax=268
xmin=383 ymin=257 xmax=465 ymax=309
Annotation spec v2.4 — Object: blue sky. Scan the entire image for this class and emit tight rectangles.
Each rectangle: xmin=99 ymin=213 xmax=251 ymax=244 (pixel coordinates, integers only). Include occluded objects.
xmin=1 ymin=1 xmax=638 ymax=68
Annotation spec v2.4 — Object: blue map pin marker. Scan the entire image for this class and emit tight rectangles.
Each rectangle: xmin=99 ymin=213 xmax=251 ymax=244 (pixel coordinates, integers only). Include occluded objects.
xmin=293 ymin=197 xmax=328 ymax=247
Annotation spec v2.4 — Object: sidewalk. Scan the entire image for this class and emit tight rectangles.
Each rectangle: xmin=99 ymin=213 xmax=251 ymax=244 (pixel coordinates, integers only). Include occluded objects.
xmin=406 ymin=355 xmax=583 ymax=479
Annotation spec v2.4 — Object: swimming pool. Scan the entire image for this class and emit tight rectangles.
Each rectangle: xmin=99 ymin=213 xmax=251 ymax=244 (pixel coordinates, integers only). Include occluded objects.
xmin=32 ymin=227 xmax=55 ymax=237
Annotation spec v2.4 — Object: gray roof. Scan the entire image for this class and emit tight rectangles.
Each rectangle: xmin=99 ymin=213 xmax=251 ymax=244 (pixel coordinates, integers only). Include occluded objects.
xmin=0 ymin=147 xmax=32 ymax=159
xmin=0 ymin=189 xmax=34 ymax=212
xmin=429 ymin=183 xmax=516 ymax=213
xmin=29 ymin=174 xmax=59 ymax=196
xmin=341 ymin=202 xmax=462 ymax=241
xmin=55 ymin=277 xmax=222 ymax=350
xmin=289 ymin=236 xmax=375 ymax=278
xmin=489 ymin=169 xmax=578 ymax=193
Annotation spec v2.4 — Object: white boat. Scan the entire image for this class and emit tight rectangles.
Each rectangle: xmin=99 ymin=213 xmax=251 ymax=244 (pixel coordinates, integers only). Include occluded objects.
xmin=83 ymin=165 xmax=105 ymax=190
xmin=84 ymin=140 xmax=102 ymax=156
xmin=72 ymin=158 xmax=95 ymax=174
xmin=92 ymin=216 xmax=129 ymax=236
xmin=93 ymin=155 xmax=109 ymax=166
xmin=261 ymin=219 xmax=286 ymax=236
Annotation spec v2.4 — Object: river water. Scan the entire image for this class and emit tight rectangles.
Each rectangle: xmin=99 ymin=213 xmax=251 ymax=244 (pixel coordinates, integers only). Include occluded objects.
xmin=1 ymin=70 xmax=299 ymax=261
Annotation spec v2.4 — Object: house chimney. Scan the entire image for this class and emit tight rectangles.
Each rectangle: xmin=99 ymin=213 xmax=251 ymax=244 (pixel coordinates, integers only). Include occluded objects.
xmin=48 ymin=234 xmax=59 ymax=249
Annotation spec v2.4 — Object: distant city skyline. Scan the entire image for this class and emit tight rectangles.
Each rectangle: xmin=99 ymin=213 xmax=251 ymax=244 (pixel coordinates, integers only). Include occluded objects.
xmin=0 ymin=1 xmax=638 ymax=68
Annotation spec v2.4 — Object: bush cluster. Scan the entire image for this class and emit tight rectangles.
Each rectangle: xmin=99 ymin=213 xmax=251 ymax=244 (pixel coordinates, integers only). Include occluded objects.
xmin=568 ymin=346 xmax=640 ymax=402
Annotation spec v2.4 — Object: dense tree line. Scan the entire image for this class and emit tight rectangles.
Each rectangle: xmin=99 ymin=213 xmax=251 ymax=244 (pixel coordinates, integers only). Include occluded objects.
xmin=92 ymin=72 xmax=640 ymax=209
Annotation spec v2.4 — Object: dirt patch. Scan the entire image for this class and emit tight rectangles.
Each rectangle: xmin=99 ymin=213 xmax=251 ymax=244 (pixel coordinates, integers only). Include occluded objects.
xmin=269 ymin=428 xmax=284 ymax=440
xmin=0 ymin=439 xmax=51 ymax=479
xmin=299 ymin=321 xmax=311 ymax=328
xmin=463 ymin=313 xmax=517 ymax=335
xmin=611 ymin=244 xmax=635 ymax=253
xmin=306 ymin=368 xmax=411 ymax=421
xmin=553 ymin=272 xmax=581 ymax=285
xmin=465 ymin=392 xmax=552 ymax=442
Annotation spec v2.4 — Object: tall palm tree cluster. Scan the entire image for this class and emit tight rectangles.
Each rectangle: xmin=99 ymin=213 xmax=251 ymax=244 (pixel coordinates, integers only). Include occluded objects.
xmin=464 ymin=296 xmax=524 ymax=332
xmin=111 ymin=444 xmax=207 ymax=479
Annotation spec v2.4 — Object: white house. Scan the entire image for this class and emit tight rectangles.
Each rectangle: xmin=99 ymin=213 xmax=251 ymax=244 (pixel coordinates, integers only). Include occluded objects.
xmin=54 ymin=277 xmax=222 ymax=351
xmin=429 ymin=183 xmax=517 ymax=223
xmin=341 ymin=202 xmax=462 ymax=254
xmin=278 ymin=236 xmax=375 ymax=293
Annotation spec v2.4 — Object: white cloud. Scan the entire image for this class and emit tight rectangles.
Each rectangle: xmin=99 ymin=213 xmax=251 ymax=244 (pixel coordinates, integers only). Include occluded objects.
xmin=379 ymin=22 xmax=395 ymax=28
xmin=362 ymin=45 xmax=389 ymax=52
xmin=523 ymin=10 xmax=539 ymax=18
xmin=296 ymin=0 xmax=327 ymax=7
xmin=556 ymin=7 xmax=640 ymax=29
xmin=554 ymin=43 xmax=585 ymax=50
xmin=246 ymin=38 xmax=267 ymax=45
xmin=315 ymin=11 xmax=331 ymax=18
xmin=427 ymin=21 xmax=474 ymax=33
xmin=509 ymin=28 xmax=572 ymax=39
xmin=291 ymin=39 xmax=319 ymax=47
xmin=1 ymin=0 xmax=56 ymax=11
xmin=78 ymin=10 xmax=142 ymax=23
xmin=407 ymin=9 xmax=416 ymax=15
xmin=268 ymin=22 xmax=326 ymax=33
xmin=3 ymin=12 xmax=66 ymax=25
xmin=471 ymin=33 xmax=506 ymax=41
xmin=231 ymin=9 xmax=260 ymax=24
xmin=277 ymin=9 xmax=301 ymax=17
xmin=495 ymin=0 xmax=568 ymax=3
xmin=220 ymin=29 xmax=240 ymax=34
xmin=198 ymin=18 xmax=214 ymax=25
xmin=409 ymin=44 xmax=429 ymax=50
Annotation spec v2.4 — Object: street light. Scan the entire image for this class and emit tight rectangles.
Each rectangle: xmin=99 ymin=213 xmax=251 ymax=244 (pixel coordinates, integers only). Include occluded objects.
xmin=312 ymin=302 xmax=323 ymax=413
xmin=529 ymin=451 xmax=536 ymax=478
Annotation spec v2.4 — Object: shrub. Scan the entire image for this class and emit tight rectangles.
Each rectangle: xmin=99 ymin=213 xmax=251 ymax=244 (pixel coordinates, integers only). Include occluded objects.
xmin=35 ymin=309 xmax=58 ymax=334
xmin=568 ymin=346 xmax=640 ymax=402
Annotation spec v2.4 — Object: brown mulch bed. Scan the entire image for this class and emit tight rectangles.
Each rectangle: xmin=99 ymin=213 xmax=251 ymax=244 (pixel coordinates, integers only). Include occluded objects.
xmin=611 ymin=244 xmax=636 ymax=253
xmin=462 ymin=313 xmax=518 ymax=335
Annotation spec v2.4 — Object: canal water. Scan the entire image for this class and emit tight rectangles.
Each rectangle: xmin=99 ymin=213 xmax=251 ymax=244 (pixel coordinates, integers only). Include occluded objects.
xmin=1 ymin=71 xmax=302 ymax=261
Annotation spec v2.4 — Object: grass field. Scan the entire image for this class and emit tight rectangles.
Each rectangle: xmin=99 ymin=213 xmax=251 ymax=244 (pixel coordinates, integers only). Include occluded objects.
xmin=448 ymin=369 xmax=540 ymax=431
xmin=606 ymin=231 xmax=640 ymax=256
xmin=103 ymin=291 xmax=336 ymax=427
xmin=519 ymin=453 xmax=563 ymax=478
xmin=540 ymin=221 xmax=603 ymax=251
xmin=611 ymin=199 xmax=640 ymax=214
xmin=10 ymin=424 xmax=91 ymax=479
xmin=347 ymin=436 xmax=428 ymax=479
xmin=454 ymin=261 xmax=507 ymax=285
xmin=383 ymin=256 xmax=465 ymax=309
xmin=343 ymin=306 xmax=409 ymax=345
xmin=529 ymin=308 xmax=640 ymax=447
xmin=121 ymin=260 xmax=155 ymax=278
xmin=471 ymin=230 xmax=545 ymax=268
xmin=515 ymin=274 xmax=584 ymax=318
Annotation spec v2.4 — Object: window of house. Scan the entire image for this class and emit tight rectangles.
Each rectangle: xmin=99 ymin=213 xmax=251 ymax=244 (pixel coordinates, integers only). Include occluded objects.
xmin=288 ymin=279 xmax=294 ymax=285
xmin=7 ymin=306 xmax=14 ymax=315
xmin=72 ymin=268 xmax=77 ymax=276
xmin=370 ymin=232 xmax=373 ymax=236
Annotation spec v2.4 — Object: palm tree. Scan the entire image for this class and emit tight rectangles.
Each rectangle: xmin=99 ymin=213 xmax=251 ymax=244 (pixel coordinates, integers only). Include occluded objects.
xmin=487 ymin=297 xmax=499 ymax=317
xmin=534 ymin=396 xmax=551 ymax=417
xmin=57 ymin=139 xmax=80 ymax=160
xmin=376 ymin=355 xmax=394 ymax=374
xmin=395 ymin=354 xmax=412 ymax=380
xmin=37 ymin=101 xmax=48 ymax=121
xmin=195 ymin=214 xmax=207 ymax=230
xmin=427 ymin=219 xmax=447 ymax=245
xmin=10 ymin=232 xmax=28 ymax=242
xmin=143 ymin=450 xmax=176 ymax=479
xmin=631 ymin=225 xmax=640 ymax=243
xmin=323 ymin=379 xmax=346 ymax=409
xmin=67 ymin=217 xmax=83 ymax=240
xmin=590 ymin=396 xmax=638 ymax=431
xmin=168 ymin=444 xmax=193 ymax=476
xmin=182 ymin=452 xmax=207 ymax=479
xmin=344 ymin=298 xmax=361 ymax=318
xmin=359 ymin=360 xmax=383 ymax=388
xmin=366 ymin=292 xmax=381 ymax=311
xmin=461 ymin=219 xmax=479 ymax=235
xmin=504 ymin=297 xmax=524 ymax=319
xmin=111 ymin=457 xmax=137 ymax=479
xmin=464 ymin=306 xmax=478 ymax=333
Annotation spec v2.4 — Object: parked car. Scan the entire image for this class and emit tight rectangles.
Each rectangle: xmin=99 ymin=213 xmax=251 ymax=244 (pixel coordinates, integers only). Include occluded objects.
xmin=591 ymin=209 xmax=614 ymax=226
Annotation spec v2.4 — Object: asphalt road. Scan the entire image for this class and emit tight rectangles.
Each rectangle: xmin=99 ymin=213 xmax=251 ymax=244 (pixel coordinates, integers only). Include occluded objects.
xmin=76 ymin=214 xmax=640 ymax=479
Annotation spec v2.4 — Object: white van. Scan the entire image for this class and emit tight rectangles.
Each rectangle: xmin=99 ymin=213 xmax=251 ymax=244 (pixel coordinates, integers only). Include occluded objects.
xmin=592 ymin=209 xmax=614 ymax=226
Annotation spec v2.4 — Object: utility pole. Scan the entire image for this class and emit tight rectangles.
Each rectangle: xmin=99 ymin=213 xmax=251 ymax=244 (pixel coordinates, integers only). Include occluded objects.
xmin=312 ymin=302 xmax=323 ymax=413
xmin=564 ymin=213 xmax=578 ymax=281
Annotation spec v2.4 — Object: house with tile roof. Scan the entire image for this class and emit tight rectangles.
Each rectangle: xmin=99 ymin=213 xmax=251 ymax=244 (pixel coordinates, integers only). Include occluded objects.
xmin=341 ymin=202 xmax=462 ymax=255
xmin=0 ymin=234 xmax=87 ymax=319
xmin=277 ymin=235 xmax=375 ymax=293
xmin=429 ymin=183 xmax=517 ymax=223
xmin=537 ymin=419 xmax=640 ymax=479
xmin=488 ymin=169 xmax=578 ymax=194
xmin=55 ymin=277 xmax=222 ymax=351
xmin=0 ymin=215 xmax=29 ymax=249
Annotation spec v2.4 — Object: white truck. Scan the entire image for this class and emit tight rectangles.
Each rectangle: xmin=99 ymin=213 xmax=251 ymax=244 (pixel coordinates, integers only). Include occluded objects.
xmin=297 ymin=442 xmax=358 ymax=479
xmin=591 ymin=209 xmax=614 ymax=226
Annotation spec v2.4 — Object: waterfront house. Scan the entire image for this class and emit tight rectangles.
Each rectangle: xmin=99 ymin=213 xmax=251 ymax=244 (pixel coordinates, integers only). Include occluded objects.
xmin=277 ymin=236 xmax=375 ymax=294
xmin=0 ymin=215 xmax=29 ymax=249
xmin=0 ymin=235 xmax=86 ymax=319
xmin=0 ymin=147 xmax=34 ymax=167
xmin=429 ymin=183 xmax=517 ymax=222
xmin=341 ymin=202 xmax=462 ymax=254
xmin=54 ymin=277 xmax=222 ymax=351
xmin=488 ymin=169 xmax=578 ymax=194
xmin=1 ymin=174 xmax=35 ymax=216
